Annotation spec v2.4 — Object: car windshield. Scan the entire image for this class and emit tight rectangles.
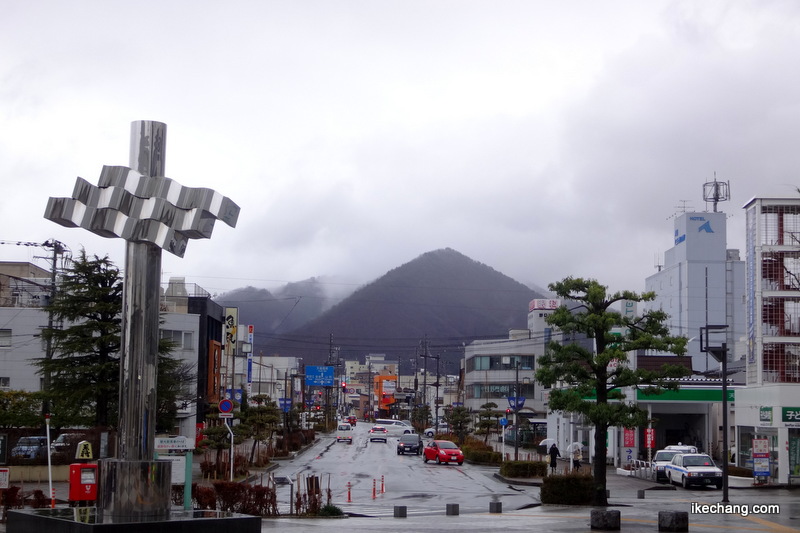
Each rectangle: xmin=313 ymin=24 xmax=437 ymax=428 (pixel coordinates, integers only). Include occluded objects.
xmin=371 ymin=426 xmax=386 ymax=431
xmin=18 ymin=438 xmax=42 ymax=446
xmin=400 ymin=435 xmax=418 ymax=443
xmin=338 ymin=425 xmax=350 ymax=430
xmin=684 ymin=455 xmax=714 ymax=467
xmin=438 ymin=441 xmax=458 ymax=450
xmin=654 ymin=451 xmax=676 ymax=461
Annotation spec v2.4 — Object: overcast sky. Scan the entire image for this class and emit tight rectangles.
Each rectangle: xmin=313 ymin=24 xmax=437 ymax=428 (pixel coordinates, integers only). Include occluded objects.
xmin=2 ymin=1 xmax=799 ymax=301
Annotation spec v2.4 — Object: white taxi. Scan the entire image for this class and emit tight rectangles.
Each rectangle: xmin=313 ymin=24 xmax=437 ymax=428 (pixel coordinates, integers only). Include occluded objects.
xmin=664 ymin=453 xmax=722 ymax=489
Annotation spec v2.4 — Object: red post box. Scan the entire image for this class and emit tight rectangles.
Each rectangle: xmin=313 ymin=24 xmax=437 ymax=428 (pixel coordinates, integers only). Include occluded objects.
xmin=69 ymin=463 xmax=98 ymax=502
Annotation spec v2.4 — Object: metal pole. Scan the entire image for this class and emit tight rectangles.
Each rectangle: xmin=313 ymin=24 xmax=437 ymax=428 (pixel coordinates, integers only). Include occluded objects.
xmin=118 ymin=120 xmax=165 ymax=462
xmin=45 ymin=414 xmax=54 ymax=508
xmin=514 ymin=361 xmax=520 ymax=461
xmin=721 ymin=343 xmax=729 ymax=503
xmin=226 ymin=419 xmax=234 ymax=481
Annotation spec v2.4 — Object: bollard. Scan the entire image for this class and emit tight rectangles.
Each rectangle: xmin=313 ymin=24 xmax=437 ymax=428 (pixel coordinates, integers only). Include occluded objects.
xmin=347 ymin=481 xmax=352 ymax=503
xmin=637 ymin=489 xmax=645 ymax=499
xmin=658 ymin=511 xmax=688 ymax=532
xmin=489 ymin=501 xmax=502 ymax=513
xmin=381 ymin=474 xmax=385 ymax=493
xmin=394 ymin=505 xmax=407 ymax=518
xmin=51 ymin=488 xmax=56 ymax=509
xmin=446 ymin=503 xmax=459 ymax=516
xmin=372 ymin=479 xmax=377 ymax=499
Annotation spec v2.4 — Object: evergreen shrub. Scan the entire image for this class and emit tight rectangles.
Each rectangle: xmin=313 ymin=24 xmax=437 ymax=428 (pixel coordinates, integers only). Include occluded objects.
xmin=499 ymin=460 xmax=548 ymax=478
xmin=540 ymin=472 xmax=594 ymax=505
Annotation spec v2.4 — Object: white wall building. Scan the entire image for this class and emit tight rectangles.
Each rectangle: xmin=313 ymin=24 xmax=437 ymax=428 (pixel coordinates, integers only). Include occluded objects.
xmin=463 ymin=299 xmax=560 ymax=421
xmin=644 ymin=210 xmax=746 ymax=372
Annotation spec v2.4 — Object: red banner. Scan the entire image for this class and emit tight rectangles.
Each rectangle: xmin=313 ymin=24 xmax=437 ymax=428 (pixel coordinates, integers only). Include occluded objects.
xmin=645 ymin=428 xmax=655 ymax=449
xmin=624 ymin=428 xmax=636 ymax=447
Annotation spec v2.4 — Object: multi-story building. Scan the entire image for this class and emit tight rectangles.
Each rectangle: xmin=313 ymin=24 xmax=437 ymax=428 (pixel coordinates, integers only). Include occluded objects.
xmin=463 ymin=299 xmax=560 ymax=425
xmin=644 ymin=210 xmax=746 ymax=372
xmin=735 ymin=197 xmax=800 ymax=483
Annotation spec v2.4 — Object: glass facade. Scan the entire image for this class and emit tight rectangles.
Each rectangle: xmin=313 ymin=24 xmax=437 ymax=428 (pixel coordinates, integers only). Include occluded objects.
xmin=466 ymin=382 xmax=535 ymax=401
xmin=465 ymin=355 xmax=534 ymax=372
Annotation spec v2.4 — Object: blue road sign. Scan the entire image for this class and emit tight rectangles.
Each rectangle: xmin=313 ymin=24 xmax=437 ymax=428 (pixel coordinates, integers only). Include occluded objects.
xmin=500 ymin=417 xmax=508 ymax=426
xmin=507 ymin=396 xmax=526 ymax=410
xmin=279 ymin=397 xmax=292 ymax=413
xmin=305 ymin=366 xmax=335 ymax=387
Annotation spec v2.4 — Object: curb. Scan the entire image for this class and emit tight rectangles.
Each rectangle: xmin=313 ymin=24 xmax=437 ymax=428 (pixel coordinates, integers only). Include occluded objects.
xmin=493 ymin=473 xmax=542 ymax=486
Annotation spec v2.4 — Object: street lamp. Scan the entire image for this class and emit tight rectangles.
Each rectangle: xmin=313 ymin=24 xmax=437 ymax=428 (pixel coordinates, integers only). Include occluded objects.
xmin=700 ymin=324 xmax=730 ymax=503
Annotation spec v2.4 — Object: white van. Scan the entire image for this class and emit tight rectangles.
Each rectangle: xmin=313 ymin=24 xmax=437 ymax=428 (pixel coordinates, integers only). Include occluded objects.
xmin=336 ymin=423 xmax=353 ymax=444
xmin=374 ymin=419 xmax=414 ymax=436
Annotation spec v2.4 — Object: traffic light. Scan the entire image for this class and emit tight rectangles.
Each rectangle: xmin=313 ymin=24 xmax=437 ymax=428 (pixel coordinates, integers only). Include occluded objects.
xmin=506 ymin=408 xmax=512 ymax=416
xmin=342 ymin=381 xmax=347 ymax=393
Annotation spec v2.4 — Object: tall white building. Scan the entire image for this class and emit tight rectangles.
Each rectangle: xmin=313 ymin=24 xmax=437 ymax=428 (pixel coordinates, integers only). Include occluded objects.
xmin=644 ymin=210 xmax=746 ymax=371
xmin=735 ymin=197 xmax=800 ymax=483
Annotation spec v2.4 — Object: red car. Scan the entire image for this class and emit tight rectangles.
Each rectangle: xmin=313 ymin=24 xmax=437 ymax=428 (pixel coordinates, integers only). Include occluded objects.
xmin=423 ymin=440 xmax=464 ymax=465
xmin=347 ymin=415 xmax=357 ymax=426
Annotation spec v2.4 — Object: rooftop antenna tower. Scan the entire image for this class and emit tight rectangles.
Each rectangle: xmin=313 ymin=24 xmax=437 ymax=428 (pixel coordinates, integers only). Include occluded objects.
xmin=666 ymin=200 xmax=694 ymax=220
xmin=703 ymin=173 xmax=731 ymax=213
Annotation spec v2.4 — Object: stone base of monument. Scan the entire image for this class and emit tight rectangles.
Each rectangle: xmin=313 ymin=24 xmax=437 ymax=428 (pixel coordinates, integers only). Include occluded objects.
xmin=7 ymin=508 xmax=261 ymax=533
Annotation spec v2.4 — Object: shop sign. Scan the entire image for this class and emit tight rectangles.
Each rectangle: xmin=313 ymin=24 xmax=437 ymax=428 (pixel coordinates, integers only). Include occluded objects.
xmin=782 ymin=407 xmax=800 ymax=427
xmin=759 ymin=406 xmax=773 ymax=426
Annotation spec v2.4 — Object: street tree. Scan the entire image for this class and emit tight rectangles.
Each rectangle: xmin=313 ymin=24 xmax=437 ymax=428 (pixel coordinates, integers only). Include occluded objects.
xmin=477 ymin=402 xmax=500 ymax=444
xmin=38 ymin=251 xmax=122 ymax=427
xmin=0 ymin=390 xmax=43 ymax=428
xmin=443 ymin=405 xmax=471 ymax=444
xmin=535 ymin=277 xmax=690 ymax=506
xmin=198 ymin=408 xmax=250 ymax=477
xmin=242 ymin=400 xmax=281 ymax=464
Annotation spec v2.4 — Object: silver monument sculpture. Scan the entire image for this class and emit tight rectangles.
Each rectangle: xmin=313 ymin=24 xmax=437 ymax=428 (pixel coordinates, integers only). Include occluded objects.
xmin=44 ymin=120 xmax=239 ymax=520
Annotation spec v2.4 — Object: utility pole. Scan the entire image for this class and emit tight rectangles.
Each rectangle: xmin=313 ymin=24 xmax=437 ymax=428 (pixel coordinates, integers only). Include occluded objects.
xmin=514 ymin=360 xmax=520 ymax=461
xmin=700 ymin=325 xmax=730 ymax=503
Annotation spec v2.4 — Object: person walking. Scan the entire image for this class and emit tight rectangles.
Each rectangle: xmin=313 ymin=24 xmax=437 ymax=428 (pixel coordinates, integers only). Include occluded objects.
xmin=572 ymin=445 xmax=582 ymax=471
xmin=548 ymin=443 xmax=560 ymax=474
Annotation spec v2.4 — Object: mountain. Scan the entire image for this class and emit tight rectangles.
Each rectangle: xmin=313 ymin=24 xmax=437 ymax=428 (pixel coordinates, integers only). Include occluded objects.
xmin=214 ymin=277 xmax=346 ymax=340
xmin=256 ymin=248 xmax=544 ymax=371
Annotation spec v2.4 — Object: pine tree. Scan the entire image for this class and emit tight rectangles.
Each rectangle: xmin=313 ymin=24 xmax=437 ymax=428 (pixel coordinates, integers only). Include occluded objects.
xmin=38 ymin=250 xmax=122 ymax=427
xmin=535 ymin=277 xmax=690 ymax=506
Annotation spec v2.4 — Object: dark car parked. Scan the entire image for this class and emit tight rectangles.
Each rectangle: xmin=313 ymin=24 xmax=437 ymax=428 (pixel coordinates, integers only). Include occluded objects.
xmin=11 ymin=436 xmax=48 ymax=460
xmin=396 ymin=433 xmax=423 ymax=455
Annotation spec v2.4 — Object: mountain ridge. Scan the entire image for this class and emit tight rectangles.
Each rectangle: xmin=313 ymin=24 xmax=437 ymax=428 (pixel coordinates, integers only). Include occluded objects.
xmin=216 ymin=248 xmax=544 ymax=370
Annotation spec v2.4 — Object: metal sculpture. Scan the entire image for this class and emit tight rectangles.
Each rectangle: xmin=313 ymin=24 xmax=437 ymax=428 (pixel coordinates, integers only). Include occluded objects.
xmin=44 ymin=120 xmax=239 ymax=520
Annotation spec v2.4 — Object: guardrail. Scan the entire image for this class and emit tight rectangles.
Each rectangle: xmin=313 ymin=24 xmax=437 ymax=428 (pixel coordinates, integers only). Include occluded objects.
xmin=628 ymin=460 xmax=652 ymax=480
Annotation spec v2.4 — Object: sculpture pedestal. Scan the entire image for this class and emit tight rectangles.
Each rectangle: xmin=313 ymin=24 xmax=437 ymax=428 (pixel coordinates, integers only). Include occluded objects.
xmin=7 ymin=508 xmax=261 ymax=533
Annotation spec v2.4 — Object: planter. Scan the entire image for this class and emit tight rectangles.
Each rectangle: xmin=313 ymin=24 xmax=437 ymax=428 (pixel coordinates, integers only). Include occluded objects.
xmin=728 ymin=475 xmax=755 ymax=488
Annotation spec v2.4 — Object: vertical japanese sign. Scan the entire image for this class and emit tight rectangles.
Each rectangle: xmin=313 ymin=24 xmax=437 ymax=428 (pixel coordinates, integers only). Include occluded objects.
xmin=752 ymin=438 xmax=770 ymax=477
xmin=224 ymin=308 xmax=238 ymax=353
xmin=623 ymin=428 xmax=636 ymax=447
xmin=789 ymin=436 xmax=800 ymax=476
xmin=645 ymin=428 xmax=655 ymax=449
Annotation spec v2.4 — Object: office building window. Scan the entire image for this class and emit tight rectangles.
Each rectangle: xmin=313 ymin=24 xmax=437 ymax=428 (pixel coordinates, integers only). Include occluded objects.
xmin=160 ymin=330 xmax=194 ymax=350
xmin=0 ymin=329 xmax=11 ymax=348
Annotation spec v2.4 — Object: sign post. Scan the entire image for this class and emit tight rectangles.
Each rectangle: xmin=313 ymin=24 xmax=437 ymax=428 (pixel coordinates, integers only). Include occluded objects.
xmin=154 ymin=436 xmax=194 ymax=510
xmin=218 ymin=400 xmax=235 ymax=481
